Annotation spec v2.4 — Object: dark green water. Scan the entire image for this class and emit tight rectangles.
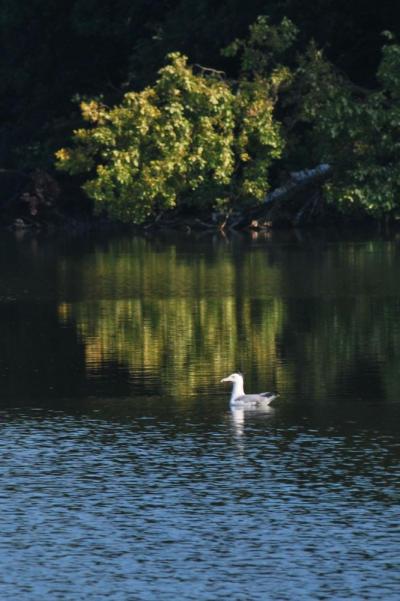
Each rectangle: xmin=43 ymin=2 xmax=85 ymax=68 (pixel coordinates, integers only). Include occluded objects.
xmin=0 ymin=229 xmax=399 ymax=600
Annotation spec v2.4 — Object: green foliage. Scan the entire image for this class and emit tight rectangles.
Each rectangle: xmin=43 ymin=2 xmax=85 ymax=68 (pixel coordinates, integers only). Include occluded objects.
xmin=223 ymin=15 xmax=298 ymax=79
xmin=219 ymin=16 xmax=400 ymax=220
xmin=56 ymin=52 xmax=283 ymax=223
xmin=10 ymin=1 xmax=400 ymax=223
xmin=296 ymin=37 xmax=400 ymax=216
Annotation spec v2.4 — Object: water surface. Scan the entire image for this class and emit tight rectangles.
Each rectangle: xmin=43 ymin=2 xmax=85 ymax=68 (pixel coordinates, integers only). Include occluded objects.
xmin=0 ymin=229 xmax=399 ymax=599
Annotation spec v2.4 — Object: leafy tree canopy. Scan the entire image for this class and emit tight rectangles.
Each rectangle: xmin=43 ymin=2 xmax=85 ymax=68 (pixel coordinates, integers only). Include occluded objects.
xmin=3 ymin=2 xmax=400 ymax=222
xmin=295 ymin=35 xmax=400 ymax=216
xmin=56 ymin=50 xmax=285 ymax=223
xmin=56 ymin=13 xmax=400 ymax=222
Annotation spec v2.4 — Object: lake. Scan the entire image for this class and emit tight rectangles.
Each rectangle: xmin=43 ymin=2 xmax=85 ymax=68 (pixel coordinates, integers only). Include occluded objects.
xmin=0 ymin=228 xmax=399 ymax=600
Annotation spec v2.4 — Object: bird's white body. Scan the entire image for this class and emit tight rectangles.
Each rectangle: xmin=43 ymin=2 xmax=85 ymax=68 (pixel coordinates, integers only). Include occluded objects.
xmin=221 ymin=373 xmax=278 ymax=407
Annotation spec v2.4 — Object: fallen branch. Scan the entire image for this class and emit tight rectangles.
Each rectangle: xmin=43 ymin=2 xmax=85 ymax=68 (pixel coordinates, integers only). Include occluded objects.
xmin=194 ymin=64 xmax=226 ymax=79
xmin=233 ymin=163 xmax=333 ymax=228
xmin=263 ymin=164 xmax=331 ymax=206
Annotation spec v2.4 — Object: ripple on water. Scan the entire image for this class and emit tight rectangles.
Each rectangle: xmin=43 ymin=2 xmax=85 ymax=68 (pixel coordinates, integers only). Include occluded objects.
xmin=0 ymin=408 xmax=398 ymax=600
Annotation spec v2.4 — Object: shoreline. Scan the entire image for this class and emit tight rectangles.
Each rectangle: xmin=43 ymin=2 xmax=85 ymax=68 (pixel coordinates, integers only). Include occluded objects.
xmin=0 ymin=169 xmax=395 ymax=235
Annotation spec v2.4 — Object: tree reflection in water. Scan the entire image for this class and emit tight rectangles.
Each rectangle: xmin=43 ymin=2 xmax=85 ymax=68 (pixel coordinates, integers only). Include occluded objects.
xmin=54 ymin=233 xmax=400 ymax=405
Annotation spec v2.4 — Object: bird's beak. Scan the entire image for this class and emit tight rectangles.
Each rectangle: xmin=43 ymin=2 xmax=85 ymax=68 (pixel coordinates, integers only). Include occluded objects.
xmin=220 ymin=377 xmax=230 ymax=383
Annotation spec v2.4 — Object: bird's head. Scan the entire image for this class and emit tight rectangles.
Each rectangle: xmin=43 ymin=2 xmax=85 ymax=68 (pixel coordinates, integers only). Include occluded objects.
xmin=220 ymin=372 xmax=243 ymax=384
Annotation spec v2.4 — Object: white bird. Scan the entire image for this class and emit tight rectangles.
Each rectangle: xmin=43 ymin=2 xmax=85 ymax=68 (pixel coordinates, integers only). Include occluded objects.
xmin=221 ymin=372 xmax=278 ymax=407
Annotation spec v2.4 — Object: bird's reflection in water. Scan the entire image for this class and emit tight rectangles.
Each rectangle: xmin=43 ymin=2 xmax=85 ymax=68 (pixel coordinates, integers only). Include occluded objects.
xmin=229 ymin=405 xmax=275 ymax=441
